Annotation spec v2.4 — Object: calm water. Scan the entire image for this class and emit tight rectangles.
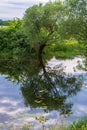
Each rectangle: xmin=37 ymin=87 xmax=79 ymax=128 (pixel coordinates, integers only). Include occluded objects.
xmin=0 ymin=56 xmax=87 ymax=130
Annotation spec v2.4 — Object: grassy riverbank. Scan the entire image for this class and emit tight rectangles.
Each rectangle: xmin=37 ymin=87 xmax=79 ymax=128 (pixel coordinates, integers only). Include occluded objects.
xmin=0 ymin=25 xmax=87 ymax=59
xmin=66 ymin=117 xmax=87 ymax=130
xmin=44 ymin=39 xmax=87 ymax=59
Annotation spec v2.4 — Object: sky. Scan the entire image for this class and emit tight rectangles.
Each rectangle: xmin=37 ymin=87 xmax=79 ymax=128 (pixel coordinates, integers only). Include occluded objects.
xmin=0 ymin=0 xmax=52 ymax=20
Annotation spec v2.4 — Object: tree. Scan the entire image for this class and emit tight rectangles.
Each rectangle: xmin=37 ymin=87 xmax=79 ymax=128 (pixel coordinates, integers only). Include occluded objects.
xmin=22 ymin=1 xmax=66 ymax=63
xmin=22 ymin=0 xmax=87 ymax=63
xmin=60 ymin=0 xmax=87 ymax=43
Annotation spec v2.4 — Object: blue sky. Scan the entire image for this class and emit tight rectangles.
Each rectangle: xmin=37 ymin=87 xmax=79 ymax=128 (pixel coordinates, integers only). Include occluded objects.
xmin=0 ymin=0 xmax=52 ymax=20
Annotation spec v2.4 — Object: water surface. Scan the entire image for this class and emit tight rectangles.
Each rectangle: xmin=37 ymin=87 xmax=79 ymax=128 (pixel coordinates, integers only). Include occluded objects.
xmin=0 ymin=56 xmax=87 ymax=129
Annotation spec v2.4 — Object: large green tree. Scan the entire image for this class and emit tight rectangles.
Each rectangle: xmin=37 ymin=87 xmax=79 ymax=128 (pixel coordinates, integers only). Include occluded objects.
xmin=22 ymin=0 xmax=87 ymax=62
xmin=22 ymin=1 xmax=66 ymax=61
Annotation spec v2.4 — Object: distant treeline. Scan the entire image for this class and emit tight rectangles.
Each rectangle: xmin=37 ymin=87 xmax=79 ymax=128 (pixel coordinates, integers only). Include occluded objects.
xmin=0 ymin=19 xmax=11 ymax=26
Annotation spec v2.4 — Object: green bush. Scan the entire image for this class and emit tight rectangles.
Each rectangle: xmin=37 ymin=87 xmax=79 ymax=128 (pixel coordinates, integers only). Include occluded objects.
xmin=0 ymin=27 xmax=31 ymax=56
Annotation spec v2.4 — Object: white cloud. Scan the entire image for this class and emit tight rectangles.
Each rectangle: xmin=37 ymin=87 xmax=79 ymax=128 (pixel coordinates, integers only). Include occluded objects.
xmin=0 ymin=0 xmax=51 ymax=19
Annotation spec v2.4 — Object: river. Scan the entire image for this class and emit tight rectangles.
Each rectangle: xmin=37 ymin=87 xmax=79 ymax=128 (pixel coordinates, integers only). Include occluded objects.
xmin=0 ymin=56 xmax=87 ymax=130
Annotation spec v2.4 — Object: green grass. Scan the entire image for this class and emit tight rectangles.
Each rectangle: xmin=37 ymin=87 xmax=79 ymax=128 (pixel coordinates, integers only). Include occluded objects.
xmin=66 ymin=117 xmax=87 ymax=130
xmin=50 ymin=117 xmax=87 ymax=130
xmin=0 ymin=26 xmax=8 ymax=29
xmin=44 ymin=39 xmax=87 ymax=59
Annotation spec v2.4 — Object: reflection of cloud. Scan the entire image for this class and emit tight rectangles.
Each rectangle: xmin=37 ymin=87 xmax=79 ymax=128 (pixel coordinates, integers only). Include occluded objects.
xmin=0 ymin=97 xmax=28 ymax=115
xmin=0 ymin=0 xmax=53 ymax=19
xmin=47 ymin=56 xmax=86 ymax=74
xmin=68 ymin=88 xmax=87 ymax=121
xmin=73 ymin=104 xmax=87 ymax=117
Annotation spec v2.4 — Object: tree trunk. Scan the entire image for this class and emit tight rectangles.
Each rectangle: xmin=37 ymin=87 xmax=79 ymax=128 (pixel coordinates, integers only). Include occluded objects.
xmin=38 ymin=43 xmax=46 ymax=67
xmin=38 ymin=44 xmax=54 ymax=88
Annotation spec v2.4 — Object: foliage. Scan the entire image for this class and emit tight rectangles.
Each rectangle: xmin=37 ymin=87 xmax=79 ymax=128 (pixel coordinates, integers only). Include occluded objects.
xmin=36 ymin=116 xmax=48 ymax=124
xmin=0 ymin=1 xmax=87 ymax=129
xmin=0 ymin=0 xmax=87 ymax=57
xmin=0 ymin=19 xmax=32 ymax=56
xmin=66 ymin=117 xmax=87 ymax=130
xmin=22 ymin=123 xmax=32 ymax=130
xmin=22 ymin=0 xmax=87 ymax=60
xmin=60 ymin=0 xmax=87 ymax=43
xmin=8 ymin=18 xmax=22 ymax=31
xmin=44 ymin=39 xmax=87 ymax=59
xmin=22 ymin=1 xmax=65 ymax=52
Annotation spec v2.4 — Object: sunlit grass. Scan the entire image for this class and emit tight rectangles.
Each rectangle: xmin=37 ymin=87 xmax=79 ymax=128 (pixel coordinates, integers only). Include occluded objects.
xmin=0 ymin=26 xmax=8 ymax=31
xmin=44 ymin=38 xmax=87 ymax=59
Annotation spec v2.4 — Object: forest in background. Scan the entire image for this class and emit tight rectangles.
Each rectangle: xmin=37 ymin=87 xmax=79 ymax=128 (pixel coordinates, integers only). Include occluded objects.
xmin=0 ymin=19 xmax=11 ymax=26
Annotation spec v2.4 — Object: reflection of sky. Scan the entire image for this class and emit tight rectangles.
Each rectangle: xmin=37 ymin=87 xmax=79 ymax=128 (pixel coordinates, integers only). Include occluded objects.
xmin=0 ymin=75 xmax=60 ymax=129
xmin=0 ymin=57 xmax=87 ymax=129
xmin=47 ymin=57 xmax=87 ymax=121
xmin=67 ymin=87 xmax=87 ymax=121
xmin=47 ymin=56 xmax=86 ymax=74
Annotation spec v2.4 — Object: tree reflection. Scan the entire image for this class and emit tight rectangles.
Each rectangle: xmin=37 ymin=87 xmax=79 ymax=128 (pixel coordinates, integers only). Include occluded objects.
xmin=0 ymin=56 xmax=82 ymax=116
